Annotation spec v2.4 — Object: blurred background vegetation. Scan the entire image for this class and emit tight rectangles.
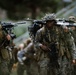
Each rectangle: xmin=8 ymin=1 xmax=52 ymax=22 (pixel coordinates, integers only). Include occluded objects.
xmin=0 ymin=0 xmax=75 ymax=40
xmin=0 ymin=0 xmax=74 ymax=20
xmin=0 ymin=0 xmax=63 ymax=20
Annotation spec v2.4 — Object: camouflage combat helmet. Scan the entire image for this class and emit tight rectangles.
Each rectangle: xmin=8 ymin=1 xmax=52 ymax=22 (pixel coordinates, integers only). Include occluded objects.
xmin=43 ymin=13 xmax=56 ymax=22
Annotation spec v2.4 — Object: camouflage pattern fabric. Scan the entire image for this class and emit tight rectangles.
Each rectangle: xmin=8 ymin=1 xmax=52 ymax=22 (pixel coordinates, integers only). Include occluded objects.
xmin=34 ymin=26 xmax=59 ymax=75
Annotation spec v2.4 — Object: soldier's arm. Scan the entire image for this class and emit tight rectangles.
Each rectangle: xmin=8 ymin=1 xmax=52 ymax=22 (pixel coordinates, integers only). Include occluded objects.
xmin=24 ymin=42 xmax=34 ymax=59
xmin=69 ymin=28 xmax=76 ymax=44
xmin=34 ymin=29 xmax=43 ymax=49
xmin=65 ymin=32 xmax=76 ymax=60
xmin=34 ymin=28 xmax=48 ymax=51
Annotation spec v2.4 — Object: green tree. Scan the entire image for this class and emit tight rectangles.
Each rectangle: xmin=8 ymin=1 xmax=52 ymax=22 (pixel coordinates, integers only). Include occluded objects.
xmin=0 ymin=0 xmax=60 ymax=20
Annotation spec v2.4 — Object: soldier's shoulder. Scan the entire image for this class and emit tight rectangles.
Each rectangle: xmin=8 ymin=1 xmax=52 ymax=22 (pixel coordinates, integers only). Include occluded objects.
xmin=37 ymin=27 xmax=44 ymax=33
xmin=27 ymin=42 xmax=34 ymax=48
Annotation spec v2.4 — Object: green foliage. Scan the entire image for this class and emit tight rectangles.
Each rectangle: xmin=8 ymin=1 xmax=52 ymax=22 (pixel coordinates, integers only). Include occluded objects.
xmin=14 ymin=21 xmax=31 ymax=37
xmin=0 ymin=0 xmax=60 ymax=20
xmin=14 ymin=26 xmax=26 ymax=37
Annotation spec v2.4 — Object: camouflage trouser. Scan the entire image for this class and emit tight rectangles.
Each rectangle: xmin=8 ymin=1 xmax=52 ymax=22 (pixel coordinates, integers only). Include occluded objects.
xmin=17 ymin=63 xmax=26 ymax=75
xmin=59 ymin=56 xmax=73 ymax=75
xmin=72 ymin=64 xmax=76 ymax=75
xmin=30 ymin=60 xmax=39 ymax=75
xmin=0 ymin=60 xmax=10 ymax=75
xmin=17 ymin=60 xmax=38 ymax=75
xmin=38 ymin=58 xmax=58 ymax=75
xmin=8 ymin=58 xmax=15 ymax=73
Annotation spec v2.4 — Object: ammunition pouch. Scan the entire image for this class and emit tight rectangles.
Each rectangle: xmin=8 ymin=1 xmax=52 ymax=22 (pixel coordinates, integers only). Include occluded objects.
xmin=0 ymin=48 xmax=9 ymax=60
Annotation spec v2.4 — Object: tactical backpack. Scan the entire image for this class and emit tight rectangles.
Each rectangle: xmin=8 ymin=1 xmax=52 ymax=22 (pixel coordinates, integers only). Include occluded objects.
xmin=28 ymin=20 xmax=44 ymax=37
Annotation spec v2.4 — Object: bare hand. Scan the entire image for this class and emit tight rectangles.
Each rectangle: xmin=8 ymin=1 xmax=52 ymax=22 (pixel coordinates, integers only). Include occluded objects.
xmin=63 ymin=27 xmax=69 ymax=32
xmin=71 ymin=27 xmax=75 ymax=30
xmin=40 ymin=44 xmax=49 ymax=51
xmin=6 ymin=34 xmax=11 ymax=40
xmin=72 ymin=59 xmax=76 ymax=64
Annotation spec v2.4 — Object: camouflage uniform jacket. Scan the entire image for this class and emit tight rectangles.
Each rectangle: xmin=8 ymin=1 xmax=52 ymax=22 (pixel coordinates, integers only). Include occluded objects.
xmin=70 ymin=28 xmax=76 ymax=43
xmin=34 ymin=26 xmax=59 ymax=61
xmin=59 ymin=27 xmax=76 ymax=60
xmin=0 ymin=29 xmax=12 ymax=60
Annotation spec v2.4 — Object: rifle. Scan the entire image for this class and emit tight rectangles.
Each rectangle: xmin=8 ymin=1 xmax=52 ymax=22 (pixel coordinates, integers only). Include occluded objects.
xmin=0 ymin=21 xmax=26 ymax=39
xmin=28 ymin=20 xmax=44 ymax=36
xmin=56 ymin=18 xmax=76 ymax=27
xmin=0 ymin=22 xmax=16 ymax=39
xmin=28 ymin=18 xmax=76 ymax=34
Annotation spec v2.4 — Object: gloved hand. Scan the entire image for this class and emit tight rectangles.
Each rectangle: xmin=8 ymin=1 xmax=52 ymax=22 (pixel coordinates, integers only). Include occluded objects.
xmin=22 ymin=57 xmax=27 ymax=61
xmin=17 ymin=57 xmax=24 ymax=65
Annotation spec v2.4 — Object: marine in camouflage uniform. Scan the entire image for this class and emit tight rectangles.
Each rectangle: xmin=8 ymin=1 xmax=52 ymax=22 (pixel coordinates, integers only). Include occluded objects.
xmin=34 ymin=14 xmax=60 ymax=75
xmin=0 ymin=25 xmax=14 ymax=75
xmin=17 ymin=38 xmax=31 ymax=75
xmin=17 ymin=37 xmax=39 ymax=75
xmin=24 ymin=42 xmax=39 ymax=75
xmin=68 ymin=16 xmax=76 ymax=75
xmin=58 ymin=18 xmax=76 ymax=75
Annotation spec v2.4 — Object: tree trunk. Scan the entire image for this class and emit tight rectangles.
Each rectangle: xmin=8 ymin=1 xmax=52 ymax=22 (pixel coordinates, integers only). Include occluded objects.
xmin=31 ymin=6 xmax=37 ymax=19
